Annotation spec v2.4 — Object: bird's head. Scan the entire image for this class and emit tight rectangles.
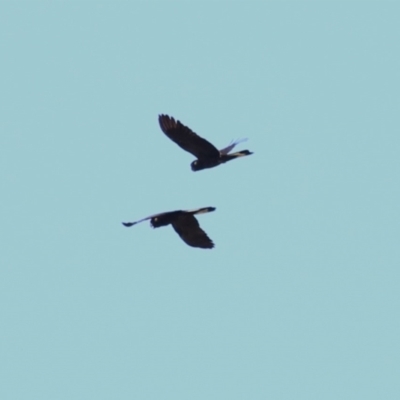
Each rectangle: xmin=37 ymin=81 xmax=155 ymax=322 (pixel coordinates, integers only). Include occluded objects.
xmin=191 ymin=159 xmax=205 ymax=171
xmin=150 ymin=215 xmax=170 ymax=228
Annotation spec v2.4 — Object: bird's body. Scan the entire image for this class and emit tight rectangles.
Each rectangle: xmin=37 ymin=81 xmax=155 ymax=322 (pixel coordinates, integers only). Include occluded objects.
xmin=122 ymin=207 xmax=216 ymax=249
xmin=158 ymin=114 xmax=253 ymax=171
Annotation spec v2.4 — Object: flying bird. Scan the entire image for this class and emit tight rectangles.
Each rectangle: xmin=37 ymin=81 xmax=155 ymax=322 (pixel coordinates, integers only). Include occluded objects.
xmin=158 ymin=114 xmax=253 ymax=171
xmin=122 ymin=207 xmax=216 ymax=249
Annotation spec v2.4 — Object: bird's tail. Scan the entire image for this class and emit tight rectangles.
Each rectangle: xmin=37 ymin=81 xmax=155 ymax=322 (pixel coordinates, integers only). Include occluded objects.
xmin=185 ymin=207 xmax=216 ymax=215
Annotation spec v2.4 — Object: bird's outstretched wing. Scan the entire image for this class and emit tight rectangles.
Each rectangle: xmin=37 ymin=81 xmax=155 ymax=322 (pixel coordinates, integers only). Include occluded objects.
xmin=219 ymin=138 xmax=248 ymax=155
xmin=158 ymin=115 xmax=220 ymax=159
xmin=171 ymin=214 xmax=214 ymax=249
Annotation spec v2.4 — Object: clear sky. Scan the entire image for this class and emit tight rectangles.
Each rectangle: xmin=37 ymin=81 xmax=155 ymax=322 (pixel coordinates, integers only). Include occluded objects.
xmin=1 ymin=2 xmax=399 ymax=399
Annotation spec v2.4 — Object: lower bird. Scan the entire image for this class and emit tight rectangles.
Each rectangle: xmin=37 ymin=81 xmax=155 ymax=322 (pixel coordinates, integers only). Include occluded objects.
xmin=158 ymin=114 xmax=253 ymax=171
xmin=122 ymin=207 xmax=216 ymax=249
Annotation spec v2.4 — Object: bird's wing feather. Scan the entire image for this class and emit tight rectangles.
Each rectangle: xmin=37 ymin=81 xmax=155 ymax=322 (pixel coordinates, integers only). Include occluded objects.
xmin=122 ymin=211 xmax=165 ymax=227
xmin=219 ymin=138 xmax=248 ymax=155
xmin=159 ymin=115 xmax=220 ymax=159
xmin=171 ymin=214 xmax=214 ymax=249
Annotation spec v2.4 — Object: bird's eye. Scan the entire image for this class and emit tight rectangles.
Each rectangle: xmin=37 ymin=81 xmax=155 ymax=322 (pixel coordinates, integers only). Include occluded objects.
xmin=193 ymin=161 xmax=197 ymax=164
xmin=154 ymin=217 xmax=158 ymax=221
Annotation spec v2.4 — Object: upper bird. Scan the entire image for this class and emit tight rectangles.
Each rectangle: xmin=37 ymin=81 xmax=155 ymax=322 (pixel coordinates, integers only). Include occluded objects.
xmin=122 ymin=206 xmax=216 ymax=249
xmin=158 ymin=114 xmax=253 ymax=171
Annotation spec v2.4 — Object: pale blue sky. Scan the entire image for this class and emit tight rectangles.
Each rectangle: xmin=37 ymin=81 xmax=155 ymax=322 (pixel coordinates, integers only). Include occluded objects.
xmin=1 ymin=2 xmax=399 ymax=399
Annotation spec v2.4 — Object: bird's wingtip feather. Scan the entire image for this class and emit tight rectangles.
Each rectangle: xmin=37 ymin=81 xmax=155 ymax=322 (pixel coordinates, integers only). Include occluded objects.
xmin=122 ymin=222 xmax=136 ymax=227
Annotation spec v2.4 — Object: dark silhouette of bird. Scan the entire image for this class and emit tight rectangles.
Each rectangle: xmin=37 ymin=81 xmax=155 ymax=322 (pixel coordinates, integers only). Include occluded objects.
xmin=122 ymin=207 xmax=216 ymax=249
xmin=158 ymin=114 xmax=253 ymax=171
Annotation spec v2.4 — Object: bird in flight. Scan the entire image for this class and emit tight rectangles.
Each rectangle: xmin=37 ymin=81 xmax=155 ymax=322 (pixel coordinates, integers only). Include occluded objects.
xmin=122 ymin=207 xmax=216 ymax=249
xmin=158 ymin=114 xmax=253 ymax=171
